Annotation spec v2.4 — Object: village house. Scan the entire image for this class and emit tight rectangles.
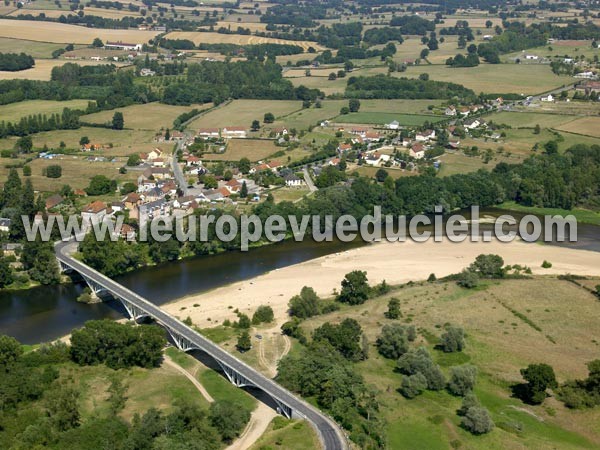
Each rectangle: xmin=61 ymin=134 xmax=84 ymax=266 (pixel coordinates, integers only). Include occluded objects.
xmin=2 ymin=243 xmax=22 ymax=257
xmin=337 ymin=143 xmax=353 ymax=154
xmin=152 ymin=158 xmax=166 ymax=168
xmin=139 ymin=198 xmax=170 ymax=227
xmin=540 ymin=94 xmax=554 ymax=102
xmin=387 ymin=120 xmax=400 ymax=130
xmin=284 ymin=173 xmax=304 ymax=187
xmin=224 ymin=179 xmax=241 ymax=194
xmin=140 ymin=68 xmax=155 ymax=77
xmin=45 ymin=194 xmax=64 ymax=211
xmin=81 ymin=143 xmax=102 ymax=151
xmin=81 ymin=201 xmax=109 ymax=226
xmin=459 ymin=107 xmax=470 ymax=117
xmin=350 ymin=126 xmax=369 ymax=136
xmin=364 ymin=152 xmax=390 ymax=166
xmin=0 ymin=218 xmax=11 ymax=233
xmin=364 ymin=131 xmax=381 ymax=142
xmin=415 ymin=130 xmax=436 ymax=142
xmin=186 ymin=155 xmax=201 ymax=167
xmin=445 ymin=106 xmax=457 ymax=116
xmin=410 ymin=143 xmax=426 ymax=159
xmin=271 ymin=127 xmax=288 ymax=138
xmin=464 ymin=118 xmax=483 ymax=130
xmin=119 ymin=224 xmax=137 ymax=241
xmin=142 ymin=167 xmax=172 ymax=181
xmin=197 ymin=128 xmax=220 ymax=140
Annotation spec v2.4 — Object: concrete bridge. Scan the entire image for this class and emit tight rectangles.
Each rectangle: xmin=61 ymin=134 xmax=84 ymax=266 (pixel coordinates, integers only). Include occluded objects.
xmin=55 ymin=240 xmax=347 ymax=450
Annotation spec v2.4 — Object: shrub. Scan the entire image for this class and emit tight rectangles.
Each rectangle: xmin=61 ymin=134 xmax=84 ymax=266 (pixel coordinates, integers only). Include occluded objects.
xmin=385 ymin=297 xmax=401 ymax=319
xmin=337 ymin=270 xmax=370 ymax=305
xmin=448 ymin=364 xmax=478 ymax=396
xmin=376 ymin=324 xmax=409 ymax=359
xmin=457 ymin=270 xmax=479 ymax=289
xmin=252 ymin=305 xmax=274 ymax=324
xmin=461 ymin=406 xmax=494 ymax=435
xmin=400 ymin=373 xmax=428 ymax=398
xmin=541 ymin=260 xmax=552 ymax=268
xmin=457 ymin=391 xmax=480 ymax=416
xmin=45 ymin=164 xmax=62 ymax=178
xmin=397 ymin=347 xmax=446 ymax=390
xmin=440 ymin=325 xmax=465 ymax=353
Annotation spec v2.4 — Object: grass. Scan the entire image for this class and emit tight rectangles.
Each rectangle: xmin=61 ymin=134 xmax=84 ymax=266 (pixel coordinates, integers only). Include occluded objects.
xmin=335 ymin=112 xmax=445 ymax=126
xmin=188 ymin=99 xmax=303 ymax=131
xmin=298 ymin=277 xmax=600 ymax=448
xmin=81 ymin=102 xmax=210 ymax=131
xmin=400 ymin=63 xmax=571 ymax=95
xmin=198 ymin=369 xmax=257 ymax=411
xmin=206 ymin=138 xmax=280 ymax=162
xmin=0 ymin=99 xmax=90 ymax=122
xmin=498 ymin=201 xmax=600 ymax=226
xmin=249 ymin=418 xmax=321 ymax=450
xmin=272 ymin=100 xmax=346 ymax=130
xmin=486 ymin=111 xmax=579 ymax=129
xmin=165 ymin=347 xmax=197 ymax=371
xmin=0 ymin=59 xmax=128 ymax=81
xmin=0 ymin=18 xmax=159 ymax=44
xmin=271 ymin=186 xmax=310 ymax=203
xmin=164 ymin=31 xmax=321 ymax=50
xmin=555 ymin=116 xmax=600 ymax=138
xmin=0 ymin=37 xmax=66 ymax=58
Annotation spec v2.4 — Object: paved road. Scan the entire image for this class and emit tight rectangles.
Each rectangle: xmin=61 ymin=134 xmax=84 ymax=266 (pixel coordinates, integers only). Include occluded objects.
xmin=171 ymin=139 xmax=188 ymax=196
xmin=55 ymin=240 xmax=346 ymax=450
xmin=303 ymin=167 xmax=318 ymax=192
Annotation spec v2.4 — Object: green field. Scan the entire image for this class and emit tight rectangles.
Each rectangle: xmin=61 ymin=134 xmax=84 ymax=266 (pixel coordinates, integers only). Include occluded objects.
xmin=249 ymin=418 xmax=320 ymax=450
xmin=498 ymin=201 xmax=600 ymax=226
xmin=0 ymin=37 xmax=67 ymax=58
xmin=487 ymin=111 xmax=579 ymax=129
xmin=335 ymin=112 xmax=445 ymax=126
xmin=0 ymin=99 xmax=90 ymax=122
xmin=198 ymin=369 xmax=257 ymax=411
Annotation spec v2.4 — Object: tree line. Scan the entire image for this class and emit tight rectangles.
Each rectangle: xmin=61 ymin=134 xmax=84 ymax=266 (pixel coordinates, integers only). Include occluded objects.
xmin=0 ymin=52 xmax=35 ymax=72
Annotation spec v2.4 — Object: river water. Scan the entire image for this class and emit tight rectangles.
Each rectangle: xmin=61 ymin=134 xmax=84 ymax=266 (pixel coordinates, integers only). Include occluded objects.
xmin=1 ymin=208 xmax=598 ymax=344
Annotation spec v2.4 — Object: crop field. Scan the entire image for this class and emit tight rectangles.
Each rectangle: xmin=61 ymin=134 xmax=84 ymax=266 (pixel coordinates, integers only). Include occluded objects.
xmin=189 ymin=99 xmax=303 ymax=130
xmin=0 ymin=59 xmax=128 ymax=81
xmin=25 ymin=155 xmax=138 ymax=192
xmin=400 ymin=63 xmax=571 ymax=95
xmin=82 ymin=102 xmax=210 ymax=131
xmin=0 ymin=19 xmax=159 ymax=44
xmin=164 ymin=31 xmax=322 ymax=51
xmin=506 ymin=41 xmax=598 ymax=60
xmin=486 ymin=111 xmax=579 ymax=129
xmin=206 ymin=138 xmax=279 ymax=162
xmin=0 ymin=99 xmax=90 ymax=122
xmin=555 ymin=116 xmax=600 ymax=138
xmin=335 ymin=112 xmax=445 ymax=126
xmin=271 ymin=99 xmax=346 ymax=130
xmin=0 ymin=37 xmax=67 ymax=58
xmin=359 ymin=99 xmax=444 ymax=114
xmin=301 ymin=278 xmax=600 ymax=449
xmin=284 ymin=70 xmax=348 ymax=96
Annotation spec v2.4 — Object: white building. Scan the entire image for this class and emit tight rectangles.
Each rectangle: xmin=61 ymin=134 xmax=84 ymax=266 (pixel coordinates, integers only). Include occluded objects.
xmin=105 ymin=41 xmax=142 ymax=51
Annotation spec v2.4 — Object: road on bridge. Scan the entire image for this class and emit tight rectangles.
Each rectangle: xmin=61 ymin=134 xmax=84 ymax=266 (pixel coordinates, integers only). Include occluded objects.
xmin=55 ymin=240 xmax=347 ymax=450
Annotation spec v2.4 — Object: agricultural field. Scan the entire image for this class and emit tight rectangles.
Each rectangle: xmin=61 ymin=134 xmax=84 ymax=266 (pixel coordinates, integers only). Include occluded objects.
xmin=353 ymin=165 xmax=415 ymax=179
xmin=0 ymin=59 xmax=128 ymax=81
xmin=555 ymin=116 xmax=600 ymax=138
xmin=189 ymin=99 xmax=303 ymax=131
xmin=81 ymin=102 xmax=209 ymax=131
xmin=0 ymin=19 xmax=159 ymax=44
xmin=0 ymin=99 xmax=90 ymax=122
xmin=506 ymin=41 xmax=598 ymax=61
xmin=486 ymin=111 xmax=579 ymax=129
xmin=401 ymin=63 xmax=572 ymax=95
xmin=300 ymin=277 xmax=600 ymax=449
xmin=0 ymin=37 xmax=67 ymax=58
xmin=205 ymin=138 xmax=280 ymax=162
xmin=271 ymin=100 xmax=346 ymax=130
xmin=271 ymin=186 xmax=310 ymax=203
xmin=165 ymin=31 xmax=322 ymax=51
xmin=335 ymin=112 xmax=445 ymax=126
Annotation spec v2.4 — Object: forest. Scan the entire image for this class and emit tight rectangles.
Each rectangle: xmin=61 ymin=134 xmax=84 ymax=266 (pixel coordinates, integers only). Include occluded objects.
xmin=0 ymin=52 xmax=35 ymax=72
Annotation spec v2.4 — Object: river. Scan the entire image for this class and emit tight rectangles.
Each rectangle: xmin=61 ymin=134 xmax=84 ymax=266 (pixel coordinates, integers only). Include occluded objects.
xmin=1 ymin=208 xmax=598 ymax=344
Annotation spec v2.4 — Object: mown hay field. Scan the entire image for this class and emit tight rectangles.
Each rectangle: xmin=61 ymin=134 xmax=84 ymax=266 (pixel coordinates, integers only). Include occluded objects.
xmin=0 ymin=59 xmax=127 ymax=81
xmin=165 ymin=31 xmax=322 ymax=51
xmin=205 ymin=138 xmax=279 ymax=162
xmin=0 ymin=99 xmax=90 ymax=122
xmin=555 ymin=116 xmax=600 ymax=138
xmin=0 ymin=37 xmax=66 ymax=58
xmin=486 ymin=111 xmax=579 ymax=129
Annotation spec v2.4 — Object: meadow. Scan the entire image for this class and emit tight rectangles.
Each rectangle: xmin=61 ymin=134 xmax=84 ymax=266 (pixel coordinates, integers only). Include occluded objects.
xmin=486 ymin=111 xmax=579 ymax=129
xmin=206 ymin=138 xmax=280 ymax=162
xmin=0 ymin=99 xmax=90 ymax=122
xmin=300 ymin=277 xmax=600 ymax=449
xmin=555 ymin=116 xmax=600 ymax=138
xmin=165 ymin=31 xmax=321 ymax=51
xmin=335 ymin=112 xmax=445 ymax=126
xmin=0 ymin=59 xmax=128 ymax=81
xmin=0 ymin=37 xmax=67 ymax=58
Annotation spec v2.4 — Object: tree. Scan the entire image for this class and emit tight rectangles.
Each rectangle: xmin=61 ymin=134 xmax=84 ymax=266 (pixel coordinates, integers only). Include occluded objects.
xmin=45 ymin=164 xmax=62 ymax=178
xmin=485 ymin=20 xmax=493 ymax=28
xmin=238 ymin=157 xmax=251 ymax=174
xmin=240 ymin=181 xmax=248 ymax=199
xmin=0 ymin=257 xmax=14 ymax=289
xmin=457 ymin=269 xmax=479 ymax=288
xmin=544 ymin=140 xmax=558 ymax=155
xmin=252 ymin=305 xmax=274 ymax=324
xmin=0 ymin=334 xmax=22 ymax=369
xmin=313 ymin=318 xmax=365 ymax=361
xmin=448 ymin=364 xmax=478 ymax=396
xmin=376 ymin=324 xmax=409 ymax=359
xmin=86 ymin=175 xmax=113 ymax=195
xmin=340 ymin=106 xmax=350 ymax=115
xmin=45 ymin=383 xmax=80 ymax=431
xmin=79 ymin=136 xmax=90 ymax=146
xmin=520 ymin=363 xmax=557 ymax=404
xmin=22 ymin=165 xmax=31 ymax=176
xmin=469 ymin=254 xmax=504 ymax=278
xmin=440 ymin=325 xmax=465 ymax=353
xmin=420 ymin=48 xmax=430 ymax=60
xmin=338 ymin=270 xmax=370 ymax=305
xmin=111 ymin=111 xmax=124 ymax=130
xmin=236 ymin=313 xmax=251 ymax=329
xmin=461 ymin=406 xmax=494 ymax=435
xmin=419 ymin=73 xmax=429 ymax=81
xmin=397 ymin=347 xmax=446 ymax=390
xmin=375 ymin=168 xmax=389 ymax=182
xmin=236 ymin=330 xmax=252 ymax=352
xmin=289 ymin=286 xmax=320 ymax=319
xmin=385 ymin=297 xmax=401 ymax=319
xmin=263 ymin=112 xmax=274 ymax=123
xmin=533 ymin=124 xmax=541 ymax=134
xmin=400 ymin=373 xmax=428 ymax=398
xmin=92 ymin=37 xmax=104 ymax=47
xmin=251 ymin=120 xmax=260 ymax=131
xmin=349 ymin=99 xmax=361 ymax=113
xmin=328 ymin=72 xmax=337 ymax=81
xmin=210 ymin=400 xmax=251 ymax=442
xmin=127 ymin=153 xmax=141 ymax=166
xmin=15 ymin=135 xmax=33 ymax=153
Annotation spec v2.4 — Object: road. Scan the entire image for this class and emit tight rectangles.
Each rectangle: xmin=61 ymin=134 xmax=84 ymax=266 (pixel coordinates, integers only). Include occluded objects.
xmin=303 ymin=167 xmax=318 ymax=192
xmin=171 ymin=139 xmax=188 ymax=196
xmin=55 ymin=240 xmax=347 ymax=450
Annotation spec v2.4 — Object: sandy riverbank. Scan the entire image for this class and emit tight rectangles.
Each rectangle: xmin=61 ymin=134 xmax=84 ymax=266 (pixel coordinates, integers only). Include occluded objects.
xmin=162 ymin=239 xmax=600 ymax=328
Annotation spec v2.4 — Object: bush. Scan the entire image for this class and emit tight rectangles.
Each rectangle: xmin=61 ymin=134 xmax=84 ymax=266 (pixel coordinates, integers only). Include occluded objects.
xmin=385 ymin=297 xmax=401 ymax=319
xmin=541 ymin=260 xmax=552 ymax=268
xmin=461 ymin=406 xmax=494 ymax=435
xmin=289 ymin=286 xmax=320 ymax=319
xmin=448 ymin=364 xmax=478 ymax=396
xmin=400 ymin=373 xmax=428 ymax=398
xmin=252 ymin=305 xmax=274 ymax=324
xmin=457 ymin=391 xmax=480 ymax=416
xmin=376 ymin=324 xmax=409 ymax=359
xmin=440 ymin=325 xmax=465 ymax=353
xmin=457 ymin=270 xmax=479 ymax=289
xmin=469 ymin=254 xmax=504 ymax=278
xmin=45 ymin=164 xmax=62 ymax=178
xmin=337 ymin=270 xmax=370 ymax=305
xmin=397 ymin=347 xmax=446 ymax=390
xmin=236 ymin=313 xmax=251 ymax=329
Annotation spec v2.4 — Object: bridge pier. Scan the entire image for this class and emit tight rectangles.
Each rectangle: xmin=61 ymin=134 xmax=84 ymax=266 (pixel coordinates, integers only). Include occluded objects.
xmin=166 ymin=328 xmax=198 ymax=352
xmin=114 ymin=296 xmax=150 ymax=321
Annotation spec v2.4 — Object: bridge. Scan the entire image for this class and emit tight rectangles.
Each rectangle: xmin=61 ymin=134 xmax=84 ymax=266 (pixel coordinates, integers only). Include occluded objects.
xmin=55 ymin=240 xmax=347 ymax=450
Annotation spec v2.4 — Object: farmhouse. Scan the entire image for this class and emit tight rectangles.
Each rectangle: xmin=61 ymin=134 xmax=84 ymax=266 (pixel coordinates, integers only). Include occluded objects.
xmin=338 ymin=143 xmax=353 ymax=154
xmin=197 ymin=128 xmax=220 ymax=139
xmin=105 ymin=41 xmax=142 ymax=51
xmin=387 ymin=120 xmax=400 ymax=130
xmin=81 ymin=201 xmax=109 ymax=226
xmin=541 ymin=94 xmax=554 ymax=102
xmin=445 ymin=106 xmax=457 ymax=116
xmin=415 ymin=130 xmax=435 ymax=142
xmin=45 ymin=194 xmax=64 ymax=210
xmin=409 ymin=143 xmax=426 ymax=159
xmin=222 ymin=126 xmax=247 ymax=139
xmin=464 ymin=118 xmax=483 ymax=130
xmin=284 ymin=173 xmax=304 ymax=187
xmin=0 ymin=218 xmax=10 ymax=233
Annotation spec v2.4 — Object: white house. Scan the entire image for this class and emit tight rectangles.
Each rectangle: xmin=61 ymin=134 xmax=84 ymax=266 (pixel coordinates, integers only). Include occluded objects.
xmin=524 ymin=54 xmax=539 ymax=60
xmin=81 ymin=201 xmax=108 ymax=226
xmin=197 ymin=128 xmax=220 ymax=140
xmin=541 ymin=94 xmax=554 ymax=102
xmin=284 ymin=173 xmax=304 ymax=187
xmin=445 ymin=106 xmax=457 ymax=116
xmin=105 ymin=41 xmax=142 ymax=51
xmin=0 ymin=218 xmax=10 ymax=232
xmin=222 ymin=127 xmax=247 ymax=139
xmin=409 ymin=144 xmax=426 ymax=159
xmin=464 ymin=118 xmax=482 ymax=130
xmin=387 ymin=120 xmax=400 ymax=130
xmin=415 ymin=130 xmax=436 ymax=142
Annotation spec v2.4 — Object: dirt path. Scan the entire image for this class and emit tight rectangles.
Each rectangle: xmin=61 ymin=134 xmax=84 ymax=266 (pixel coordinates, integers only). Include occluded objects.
xmin=258 ymin=326 xmax=291 ymax=378
xmin=163 ymin=354 xmax=214 ymax=403
xmin=225 ymin=402 xmax=278 ymax=450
